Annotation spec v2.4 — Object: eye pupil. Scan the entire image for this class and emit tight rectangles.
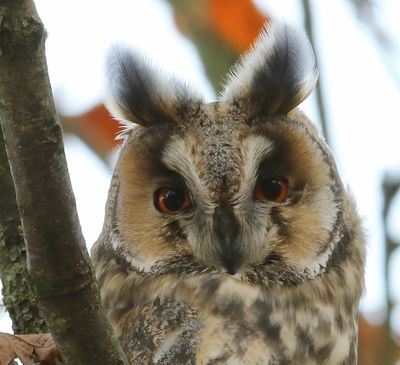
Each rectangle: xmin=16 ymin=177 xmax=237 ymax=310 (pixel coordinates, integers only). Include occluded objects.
xmin=163 ymin=189 xmax=184 ymax=212
xmin=260 ymin=178 xmax=282 ymax=201
xmin=254 ymin=176 xmax=288 ymax=203
xmin=154 ymin=187 xmax=191 ymax=213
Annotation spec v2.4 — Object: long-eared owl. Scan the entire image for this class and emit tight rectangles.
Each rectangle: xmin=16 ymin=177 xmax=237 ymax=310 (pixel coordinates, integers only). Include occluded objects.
xmin=91 ymin=22 xmax=365 ymax=365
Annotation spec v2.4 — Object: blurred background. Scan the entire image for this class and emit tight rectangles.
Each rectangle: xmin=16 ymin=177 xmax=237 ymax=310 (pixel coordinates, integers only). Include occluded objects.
xmin=0 ymin=0 xmax=399 ymax=363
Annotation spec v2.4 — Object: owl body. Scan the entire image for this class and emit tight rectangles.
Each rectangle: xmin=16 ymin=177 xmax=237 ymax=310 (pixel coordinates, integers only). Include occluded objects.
xmin=92 ymin=23 xmax=365 ymax=364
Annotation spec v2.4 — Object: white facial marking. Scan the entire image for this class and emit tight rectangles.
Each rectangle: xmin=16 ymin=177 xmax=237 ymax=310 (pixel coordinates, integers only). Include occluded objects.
xmin=162 ymin=138 xmax=213 ymax=211
xmin=236 ymin=135 xmax=274 ymax=204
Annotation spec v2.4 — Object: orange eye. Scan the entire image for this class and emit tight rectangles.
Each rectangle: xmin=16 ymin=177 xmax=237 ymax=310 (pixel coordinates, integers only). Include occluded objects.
xmin=254 ymin=177 xmax=288 ymax=203
xmin=154 ymin=187 xmax=192 ymax=213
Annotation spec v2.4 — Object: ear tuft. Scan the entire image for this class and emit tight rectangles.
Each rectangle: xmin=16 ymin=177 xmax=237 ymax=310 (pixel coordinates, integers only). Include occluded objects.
xmin=221 ymin=22 xmax=318 ymax=115
xmin=105 ymin=46 xmax=202 ymax=128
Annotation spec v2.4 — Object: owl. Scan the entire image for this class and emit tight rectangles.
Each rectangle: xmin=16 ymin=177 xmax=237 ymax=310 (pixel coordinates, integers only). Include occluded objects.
xmin=91 ymin=23 xmax=365 ymax=365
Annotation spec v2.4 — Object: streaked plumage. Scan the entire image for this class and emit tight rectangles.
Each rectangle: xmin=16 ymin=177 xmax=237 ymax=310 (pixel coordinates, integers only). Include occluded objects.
xmin=92 ymin=23 xmax=365 ymax=364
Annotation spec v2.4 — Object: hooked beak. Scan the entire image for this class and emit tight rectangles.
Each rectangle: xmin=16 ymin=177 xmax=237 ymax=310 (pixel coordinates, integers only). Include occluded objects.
xmin=213 ymin=202 xmax=241 ymax=275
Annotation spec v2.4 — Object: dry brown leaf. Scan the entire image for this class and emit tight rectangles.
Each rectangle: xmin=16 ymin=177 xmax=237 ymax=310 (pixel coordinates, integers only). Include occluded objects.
xmin=0 ymin=333 xmax=15 ymax=365
xmin=0 ymin=332 xmax=62 ymax=365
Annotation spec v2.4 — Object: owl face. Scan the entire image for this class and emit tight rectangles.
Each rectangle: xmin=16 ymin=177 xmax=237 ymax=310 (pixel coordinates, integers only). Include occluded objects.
xmin=107 ymin=23 xmax=344 ymax=287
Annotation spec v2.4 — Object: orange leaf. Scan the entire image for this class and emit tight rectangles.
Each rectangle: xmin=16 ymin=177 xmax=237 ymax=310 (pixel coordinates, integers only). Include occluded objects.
xmin=207 ymin=0 xmax=268 ymax=52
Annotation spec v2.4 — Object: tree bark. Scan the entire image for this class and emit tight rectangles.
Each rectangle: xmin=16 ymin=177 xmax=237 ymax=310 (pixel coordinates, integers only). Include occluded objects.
xmin=0 ymin=130 xmax=47 ymax=334
xmin=0 ymin=1 xmax=126 ymax=364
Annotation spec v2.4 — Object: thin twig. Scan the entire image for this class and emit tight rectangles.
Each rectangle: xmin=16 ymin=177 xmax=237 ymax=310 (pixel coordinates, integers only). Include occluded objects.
xmin=301 ymin=0 xmax=330 ymax=145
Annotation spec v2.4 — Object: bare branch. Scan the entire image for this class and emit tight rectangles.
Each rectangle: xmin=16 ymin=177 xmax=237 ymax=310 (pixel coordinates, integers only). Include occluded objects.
xmin=0 ymin=0 xmax=126 ymax=364
xmin=301 ymin=0 xmax=330 ymax=145
xmin=0 ymin=130 xmax=47 ymax=333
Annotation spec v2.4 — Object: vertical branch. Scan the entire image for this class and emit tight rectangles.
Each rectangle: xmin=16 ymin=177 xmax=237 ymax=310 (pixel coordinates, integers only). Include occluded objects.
xmin=381 ymin=176 xmax=399 ymax=364
xmin=301 ymin=0 xmax=330 ymax=145
xmin=0 ymin=130 xmax=47 ymax=333
xmin=0 ymin=0 xmax=126 ymax=364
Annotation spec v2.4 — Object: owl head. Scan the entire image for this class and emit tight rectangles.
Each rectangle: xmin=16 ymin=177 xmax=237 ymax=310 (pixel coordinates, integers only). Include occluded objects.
xmin=105 ymin=23 xmax=347 ymax=288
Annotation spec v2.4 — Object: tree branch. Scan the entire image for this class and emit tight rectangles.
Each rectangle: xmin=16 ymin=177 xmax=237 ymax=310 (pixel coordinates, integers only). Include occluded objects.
xmin=0 ymin=1 xmax=126 ymax=364
xmin=381 ymin=175 xmax=400 ymax=364
xmin=302 ymin=0 xmax=331 ymax=145
xmin=0 ymin=129 xmax=47 ymax=334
